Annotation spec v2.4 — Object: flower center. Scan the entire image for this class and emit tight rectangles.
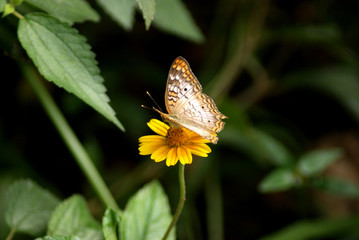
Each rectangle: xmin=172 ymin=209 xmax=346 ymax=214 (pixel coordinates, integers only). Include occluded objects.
xmin=166 ymin=127 xmax=189 ymax=147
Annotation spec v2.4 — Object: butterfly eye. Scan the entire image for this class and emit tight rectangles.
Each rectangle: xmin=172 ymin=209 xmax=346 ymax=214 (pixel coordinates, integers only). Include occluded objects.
xmin=202 ymin=106 xmax=205 ymax=109
xmin=184 ymin=88 xmax=187 ymax=91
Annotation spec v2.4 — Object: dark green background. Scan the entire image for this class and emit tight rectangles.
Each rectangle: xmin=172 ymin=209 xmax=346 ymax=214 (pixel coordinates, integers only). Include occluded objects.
xmin=2 ymin=0 xmax=359 ymax=239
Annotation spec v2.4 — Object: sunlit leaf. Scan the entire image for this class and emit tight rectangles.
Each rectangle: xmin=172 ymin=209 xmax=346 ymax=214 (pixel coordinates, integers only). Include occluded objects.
xmin=24 ymin=0 xmax=99 ymax=24
xmin=0 ymin=0 xmax=6 ymax=12
xmin=259 ymin=168 xmax=297 ymax=193
xmin=153 ymin=0 xmax=204 ymax=43
xmin=36 ymin=236 xmax=80 ymax=240
xmin=2 ymin=4 xmax=14 ymax=17
xmin=136 ymin=0 xmax=155 ymax=30
xmin=48 ymin=195 xmax=103 ymax=240
xmin=297 ymin=148 xmax=343 ymax=177
xmin=120 ymin=181 xmax=175 ymax=240
xmin=96 ymin=0 xmax=136 ymax=30
xmin=102 ymin=208 xmax=120 ymax=240
xmin=18 ymin=13 xmax=124 ymax=131
xmin=5 ymin=179 xmax=60 ymax=236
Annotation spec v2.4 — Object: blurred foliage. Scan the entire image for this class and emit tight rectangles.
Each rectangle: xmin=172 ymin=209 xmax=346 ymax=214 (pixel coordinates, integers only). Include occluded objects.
xmin=2 ymin=0 xmax=359 ymax=239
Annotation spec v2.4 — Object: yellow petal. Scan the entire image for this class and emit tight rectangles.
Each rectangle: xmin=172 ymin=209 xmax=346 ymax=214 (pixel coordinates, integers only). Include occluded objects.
xmin=139 ymin=135 xmax=165 ymax=143
xmin=177 ymin=147 xmax=192 ymax=165
xmin=139 ymin=141 xmax=166 ymax=155
xmin=178 ymin=147 xmax=192 ymax=164
xmin=151 ymin=145 xmax=170 ymax=162
xmin=186 ymin=144 xmax=211 ymax=157
xmin=194 ymin=143 xmax=212 ymax=153
xmin=188 ymin=148 xmax=208 ymax=157
xmin=186 ymin=147 xmax=193 ymax=164
xmin=147 ymin=119 xmax=169 ymax=136
xmin=177 ymin=147 xmax=186 ymax=165
xmin=166 ymin=147 xmax=178 ymax=166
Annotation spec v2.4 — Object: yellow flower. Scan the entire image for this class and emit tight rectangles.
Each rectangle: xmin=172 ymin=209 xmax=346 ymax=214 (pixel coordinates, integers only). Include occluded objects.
xmin=138 ymin=119 xmax=212 ymax=166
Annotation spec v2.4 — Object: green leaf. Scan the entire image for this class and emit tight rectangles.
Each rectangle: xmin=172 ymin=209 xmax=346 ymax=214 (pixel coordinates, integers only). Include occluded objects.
xmin=2 ymin=4 xmax=14 ymax=17
xmin=102 ymin=208 xmax=120 ymax=240
xmin=18 ymin=13 xmax=124 ymax=131
xmin=259 ymin=168 xmax=297 ymax=193
xmin=259 ymin=217 xmax=359 ymax=240
xmin=48 ymin=195 xmax=103 ymax=240
xmin=251 ymin=129 xmax=294 ymax=166
xmin=136 ymin=0 xmax=155 ymax=30
xmin=36 ymin=236 xmax=80 ymax=240
xmin=5 ymin=179 xmax=60 ymax=236
xmin=283 ymin=66 xmax=359 ymax=124
xmin=220 ymin=100 xmax=294 ymax=166
xmin=153 ymin=0 xmax=204 ymax=43
xmin=24 ymin=0 xmax=99 ymax=24
xmin=11 ymin=0 xmax=23 ymax=6
xmin=221 ymin=126 xmax=294 ymax=166
xmin=297 ymin=148 xmax=343 ymax=177
xmin=312 ymin=177 xmax=359 ymax=198
xmin=120 ymin=181 xmax=175 ymax=240
xmin=96 ymin=0 xmax=136 ymax=30
xmin=0 ymin=0 xmax=6 ymax=12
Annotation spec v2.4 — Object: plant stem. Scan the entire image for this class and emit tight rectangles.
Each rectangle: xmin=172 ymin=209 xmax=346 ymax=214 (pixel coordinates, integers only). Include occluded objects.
xmin=162 ymin=164 xmax=186 ymax=240
xmin=5 ymin=228 xmax=16 ymax=240
xmin=21 ymin=63 xmax=121 ymax=213
xmin=12 ymin=10 xmax=24 ymax=19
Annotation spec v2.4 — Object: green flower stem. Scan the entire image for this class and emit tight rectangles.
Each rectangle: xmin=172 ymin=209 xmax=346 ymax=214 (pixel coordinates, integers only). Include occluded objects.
xmin=5 ymin=228 xmax=16 ymax=240
xmin=22 ymin=63 xmax=120 ymax=213
xmin=12 ymin=10 xmax=24 ymax=19
xmin=162 ymin=164 xmax=186 ymax=240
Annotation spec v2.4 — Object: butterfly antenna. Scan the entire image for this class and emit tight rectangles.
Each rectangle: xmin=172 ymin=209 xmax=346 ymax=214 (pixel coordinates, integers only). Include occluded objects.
xmin=146 ymin=91 xmax=163 ymax=112
xmin=141 ymin=104 xmax=152 ymax=110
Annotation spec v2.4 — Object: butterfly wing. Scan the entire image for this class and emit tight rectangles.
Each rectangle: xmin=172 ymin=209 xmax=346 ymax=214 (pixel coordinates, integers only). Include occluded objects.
xmin=165 ymin=57 xmax=203 ymax=113
xmin=170 ymin=92 xmax=227 ymax=143
xmin=164 ymin=57 xmax=227 ymax=144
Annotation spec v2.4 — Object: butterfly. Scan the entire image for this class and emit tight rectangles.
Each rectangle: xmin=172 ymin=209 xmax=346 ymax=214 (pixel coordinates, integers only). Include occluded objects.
xmin=154 ymin=56 xmax=227 ymax=144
